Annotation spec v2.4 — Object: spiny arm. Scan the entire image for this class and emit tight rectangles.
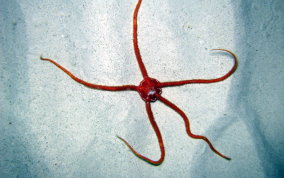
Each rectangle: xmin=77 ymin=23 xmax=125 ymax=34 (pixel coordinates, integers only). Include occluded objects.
xmin=40 ymin=57 xmax=137 ymax=91
xmin=159 ymin=49 xmax=238 ymax=88
xmin=158 ymin=95 xmax=231 ymax=160
xmin=117 ymin=101 xmax=165 ymax=165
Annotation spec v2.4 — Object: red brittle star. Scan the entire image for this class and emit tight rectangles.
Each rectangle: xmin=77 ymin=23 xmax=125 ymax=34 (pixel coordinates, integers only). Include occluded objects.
xmin=40 ymin=0 xmax=237 ymax=166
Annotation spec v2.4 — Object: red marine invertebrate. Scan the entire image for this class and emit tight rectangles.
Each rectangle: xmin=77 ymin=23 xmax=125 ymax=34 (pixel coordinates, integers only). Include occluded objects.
xmin=40 ymin=0 xmax=237 ymax=165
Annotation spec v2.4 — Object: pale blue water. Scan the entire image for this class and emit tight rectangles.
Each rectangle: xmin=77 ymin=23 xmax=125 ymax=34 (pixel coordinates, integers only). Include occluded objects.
xmin=0 ymin=0 xmax=283 ymax=177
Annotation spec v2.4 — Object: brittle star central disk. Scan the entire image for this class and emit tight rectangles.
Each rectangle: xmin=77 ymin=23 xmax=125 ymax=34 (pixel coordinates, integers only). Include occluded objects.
xmin=138 ymin=78 xmax=162 ymax=102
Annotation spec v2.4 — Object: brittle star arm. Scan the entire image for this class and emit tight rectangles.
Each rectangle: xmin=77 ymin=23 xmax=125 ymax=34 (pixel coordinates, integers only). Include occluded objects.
xmin=158 ymin=95 xmax=231 ymax=160
xmin=133 ymin=0 xmax=149 ymax=78
xmin=159 ymin=49 xmax=238 ymax=87
xmin=40 ymin=57 xmax=137 ymax=91
xmin=117 ymin=101 xmax=165 ymax=165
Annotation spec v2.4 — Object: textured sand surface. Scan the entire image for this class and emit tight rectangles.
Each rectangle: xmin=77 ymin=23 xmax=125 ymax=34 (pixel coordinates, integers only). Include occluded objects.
xmin=0 ymin=0 xmax=283 ymax=177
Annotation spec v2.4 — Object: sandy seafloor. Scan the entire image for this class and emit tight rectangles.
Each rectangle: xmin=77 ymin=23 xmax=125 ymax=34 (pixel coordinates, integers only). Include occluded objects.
xmin=0 ymin=0 xmax=283 ymax=177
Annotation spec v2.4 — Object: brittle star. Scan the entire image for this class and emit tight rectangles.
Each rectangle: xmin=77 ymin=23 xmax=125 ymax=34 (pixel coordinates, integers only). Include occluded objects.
xmin=40 ymin=0 xmax=237 ymax=166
